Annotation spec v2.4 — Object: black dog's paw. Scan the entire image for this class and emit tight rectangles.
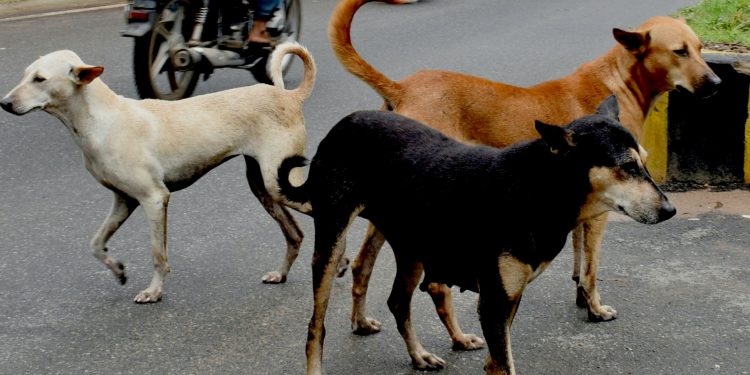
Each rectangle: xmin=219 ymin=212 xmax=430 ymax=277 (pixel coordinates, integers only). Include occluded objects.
xmin=411 ymin=351 xmax=446 ymax=371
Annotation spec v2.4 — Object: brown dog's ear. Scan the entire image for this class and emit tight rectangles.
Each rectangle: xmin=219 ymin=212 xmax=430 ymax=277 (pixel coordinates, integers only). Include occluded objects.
xmin=71 ymin=66 xmax=104 ymax=85
xmin=613 ymin=28 xmax=651 ymax=55
xmin=535 ymin=121 xmax=575 ymax=155
xmin=595 ymin=95 xmax=620 ymax=121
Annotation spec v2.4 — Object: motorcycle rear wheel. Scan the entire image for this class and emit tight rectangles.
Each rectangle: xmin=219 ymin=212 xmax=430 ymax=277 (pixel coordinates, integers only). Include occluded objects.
xmin=250 ymin=0 xmax=302 ymax=84
xmin=133 ymin=0 xmax=199 ymax=100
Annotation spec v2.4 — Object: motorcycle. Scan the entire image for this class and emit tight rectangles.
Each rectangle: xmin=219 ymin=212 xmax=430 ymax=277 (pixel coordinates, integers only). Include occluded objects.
xmin=122 ymin=0 xmax=301 ymax=100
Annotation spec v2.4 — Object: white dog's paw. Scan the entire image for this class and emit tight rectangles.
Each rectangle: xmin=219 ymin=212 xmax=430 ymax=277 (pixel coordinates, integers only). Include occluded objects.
xmin=261 ymin=271 xmax=287 ymax=284
xmin=112 ymin=262 xmax=127 ymax=285
xmin=336 ymin=257 xmax=350 ymax=278
xmin=452 ymin=333 xmax=485 ymax=351
xmin=103 ymin=256 xmax=127 ymax=285
xmin=134 ymin=288 xmax=162 ymax=303
xmin=588 ymin=304 xmax=618 ymax=322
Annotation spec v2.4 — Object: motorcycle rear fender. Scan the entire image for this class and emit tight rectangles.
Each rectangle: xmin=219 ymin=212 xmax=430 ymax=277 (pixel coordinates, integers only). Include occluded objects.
xmin=121 ymin=0 xmax=158 ymax=38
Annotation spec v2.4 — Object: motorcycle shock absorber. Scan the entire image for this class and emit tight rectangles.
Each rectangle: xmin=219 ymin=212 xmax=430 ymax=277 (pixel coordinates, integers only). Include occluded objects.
xmin=189 ymin=0 xmax=209 ymax=45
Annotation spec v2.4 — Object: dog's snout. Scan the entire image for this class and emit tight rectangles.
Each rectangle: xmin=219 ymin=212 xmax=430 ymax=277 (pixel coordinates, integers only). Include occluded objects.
xmin=705 ymin=70 xmax=722 ymax=88
xmin=696 ymin=71 xmax=722 ymax=98
xmin=709 ymin=72 xmax=722 ymax=86
xmin=0 ymin=98 xmax=13 ymax=114
xmin=657 ymin=199 xmax=677 ymax=223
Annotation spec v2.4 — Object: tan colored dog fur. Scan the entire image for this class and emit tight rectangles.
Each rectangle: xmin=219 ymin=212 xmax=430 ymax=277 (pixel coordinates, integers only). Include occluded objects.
xmin=1 ymin=42 xmax=316 ymax=303
xmin=329 ymin=0 xmax=721 ymax=349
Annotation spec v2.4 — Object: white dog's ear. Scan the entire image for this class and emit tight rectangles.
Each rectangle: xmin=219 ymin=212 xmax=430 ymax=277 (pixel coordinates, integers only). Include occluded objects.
xmin=70 ymin=66 xmax=104 ymax=85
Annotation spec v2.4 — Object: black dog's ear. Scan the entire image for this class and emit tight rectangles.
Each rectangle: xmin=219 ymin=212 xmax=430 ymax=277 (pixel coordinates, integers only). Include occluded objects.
xmin=535 ymin=121 xmax=575 ymax=154
xmin=613 ymin=28 xmax=651 ymax=55
xmin=595 ymin=95 xmax=620 ymax=121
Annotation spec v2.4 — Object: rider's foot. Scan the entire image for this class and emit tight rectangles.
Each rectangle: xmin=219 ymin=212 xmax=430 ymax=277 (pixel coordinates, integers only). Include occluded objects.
xmin=242 ymin=41 xmax=272 ymax=65
xmin=238 ymin=41 xmax=272 ymax=68
xmin=239 ymin=18 xmax=274 ymax=67
xmin=248 ymin=19 xmax=273 ymax=44
xmin=246 ymin=41 xmax=273 ymax=53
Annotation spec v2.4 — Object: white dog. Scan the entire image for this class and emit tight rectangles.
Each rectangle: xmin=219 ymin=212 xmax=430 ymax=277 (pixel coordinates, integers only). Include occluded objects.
xmin=1 ymin=42 xmax=315 ymax=303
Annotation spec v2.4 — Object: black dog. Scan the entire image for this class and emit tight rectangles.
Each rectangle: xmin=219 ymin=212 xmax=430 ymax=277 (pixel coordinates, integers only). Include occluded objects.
xmin=279 ymin=96 xmax=675 ymax=374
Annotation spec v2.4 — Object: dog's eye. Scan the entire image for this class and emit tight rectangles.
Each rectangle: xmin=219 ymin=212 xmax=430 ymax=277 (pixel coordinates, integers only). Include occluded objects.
xmin=620 ymin=161 xmax=640 ymax=174
xmin=673 ymin=48 xmax=689 ymax=57
xmin=33 ymin=76 xmax=46 ymax=83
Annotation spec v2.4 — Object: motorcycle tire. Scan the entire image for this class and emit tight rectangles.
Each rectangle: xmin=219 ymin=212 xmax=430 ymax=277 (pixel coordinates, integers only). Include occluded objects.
xmin=133 ymin=0 xmax=200 ymax=100
xmin=250 ymin=0 xmax=302 ymax=84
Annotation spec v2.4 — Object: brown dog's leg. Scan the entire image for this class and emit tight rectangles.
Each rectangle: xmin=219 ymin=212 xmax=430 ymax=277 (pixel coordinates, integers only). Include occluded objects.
xmin=425 ymin=282 xmax=485 ymax=350
xmin=351 ymin=224 xmax=484 ymax=349
xmin=388 ymin=254 xmax=445 ymax=370
xmin=351 ymin=223 xmax=386 ymax=335
xmin=244 ymin=156 xmax=304 ymax=284
xmin=90 ymin=191 xmax=139 ymax=285
xmin=578 ymin=214 xmax=618 ymax=321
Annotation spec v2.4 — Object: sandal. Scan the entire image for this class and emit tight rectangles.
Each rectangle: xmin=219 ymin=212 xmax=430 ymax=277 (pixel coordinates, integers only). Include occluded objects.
xmin=245 ymin=41 xmax=273 ymax=56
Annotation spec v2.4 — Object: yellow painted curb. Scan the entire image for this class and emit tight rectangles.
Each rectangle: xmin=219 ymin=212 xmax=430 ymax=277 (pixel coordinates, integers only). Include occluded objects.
xmin=642 ymin=94 xmax=669 ymax=183
xmin=745 ymin=85 xmax=750 ymax=184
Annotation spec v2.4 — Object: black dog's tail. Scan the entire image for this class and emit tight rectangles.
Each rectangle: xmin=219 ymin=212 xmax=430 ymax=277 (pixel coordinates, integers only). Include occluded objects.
xmin=277 ymin=155 xmax=310 ymax=206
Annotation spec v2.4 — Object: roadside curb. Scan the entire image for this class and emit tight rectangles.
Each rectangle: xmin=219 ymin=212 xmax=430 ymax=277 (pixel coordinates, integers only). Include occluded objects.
xmin=643 ymin=51 xmax=750 ymax=191
xmin=0 ymin=0 xmax=124 ymax=21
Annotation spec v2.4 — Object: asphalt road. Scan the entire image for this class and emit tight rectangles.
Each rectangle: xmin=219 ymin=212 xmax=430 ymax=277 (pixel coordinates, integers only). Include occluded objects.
xmin=1 ymin=0 xmax=749 ymax=374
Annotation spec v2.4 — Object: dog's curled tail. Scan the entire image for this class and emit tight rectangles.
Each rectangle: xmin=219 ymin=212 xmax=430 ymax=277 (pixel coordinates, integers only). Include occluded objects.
xmin=329 ymin=0 xmax=412 ymax=110
xmin=269 ymin=42 xmax=317 ymax=102
xmin=277 ymin=155 xmax=310 ymax=206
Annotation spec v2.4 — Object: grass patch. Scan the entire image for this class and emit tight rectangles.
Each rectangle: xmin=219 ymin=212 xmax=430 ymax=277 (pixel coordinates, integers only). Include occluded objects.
xmin=677 ymin=0 xmax=750 ymax=47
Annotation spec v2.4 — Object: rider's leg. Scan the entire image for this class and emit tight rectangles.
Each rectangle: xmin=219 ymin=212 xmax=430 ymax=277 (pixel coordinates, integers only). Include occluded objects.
xmin=249 ymin=0 xmax=281 ymax=44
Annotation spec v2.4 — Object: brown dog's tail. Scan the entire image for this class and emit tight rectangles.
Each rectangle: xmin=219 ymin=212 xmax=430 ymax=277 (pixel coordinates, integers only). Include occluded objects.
xmin=329 ymin=0 xmax=413 ymax=109
xmin=269 ymin=42 xmax=317 ymax=102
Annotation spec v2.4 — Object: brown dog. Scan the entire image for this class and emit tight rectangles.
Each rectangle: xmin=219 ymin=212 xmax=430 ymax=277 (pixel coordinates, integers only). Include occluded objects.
xmin=329 ymin=0 xmax=721 ymax=350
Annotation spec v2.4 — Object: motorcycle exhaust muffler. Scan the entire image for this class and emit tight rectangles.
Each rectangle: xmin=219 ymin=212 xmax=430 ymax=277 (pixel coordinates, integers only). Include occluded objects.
xmin=173 ymin=47 xmax=246 ymax=70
